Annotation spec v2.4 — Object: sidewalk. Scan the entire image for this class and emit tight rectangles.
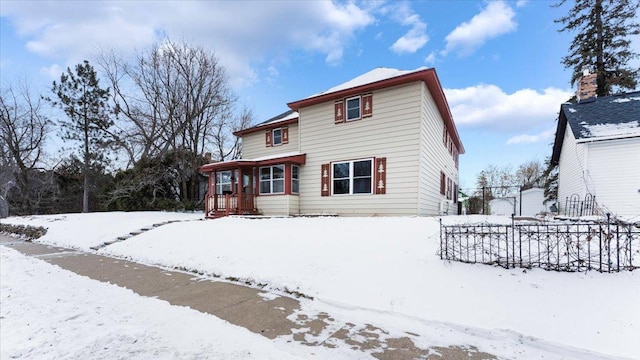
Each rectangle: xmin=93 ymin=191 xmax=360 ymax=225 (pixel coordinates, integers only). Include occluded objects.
xmin=1 ymin=235 xmax=496 ymax=360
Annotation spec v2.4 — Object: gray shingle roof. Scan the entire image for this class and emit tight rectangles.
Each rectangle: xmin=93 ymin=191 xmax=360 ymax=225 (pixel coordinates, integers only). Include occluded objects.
xmin=551 ymin=91 xmax=640 ymax=165
xmin=560 ymin=91 xmax=640 ymax=140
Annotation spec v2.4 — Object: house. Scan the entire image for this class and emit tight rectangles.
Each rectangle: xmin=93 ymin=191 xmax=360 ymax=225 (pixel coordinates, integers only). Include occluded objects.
xmin=200 ymin=67 xmax=464 ymax=217
xmin=550 ymin=72 xmax=640 ymax=218
xmin=489 ymin=187 xmax=550 ymax=217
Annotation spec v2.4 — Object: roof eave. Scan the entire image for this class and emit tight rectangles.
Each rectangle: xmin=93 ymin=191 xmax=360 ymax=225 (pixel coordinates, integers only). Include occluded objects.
xmin=233 ymin=117 xmax=299 ymax=137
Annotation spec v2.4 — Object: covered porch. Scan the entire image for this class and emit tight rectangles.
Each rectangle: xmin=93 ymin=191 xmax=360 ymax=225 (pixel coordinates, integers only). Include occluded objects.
xmin=199 ymin=153 xmax=306 ymax=218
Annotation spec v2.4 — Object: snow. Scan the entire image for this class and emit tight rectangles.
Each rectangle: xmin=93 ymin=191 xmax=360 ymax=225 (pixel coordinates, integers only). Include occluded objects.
xmin=611 ymin=96 xmax=640 ymax=103
xmin=0 ymin=246 xmax=347 ymax=359
xmin=307 ymin=67 xmax=427 ymax=99
xmin=2 ymin=213 xmax=639 ymax=359
xmin=580 ymin=120 xmax=640 ymax=139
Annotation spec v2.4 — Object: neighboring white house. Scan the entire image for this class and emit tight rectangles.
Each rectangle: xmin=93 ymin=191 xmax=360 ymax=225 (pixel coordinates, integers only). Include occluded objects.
xmin=200 ymin=67 xmax=464 ymax=217
xmin=490 ymin=188 xmax=550 ymax=217
xmin=550 ymin=87 xmax=640 ymax=218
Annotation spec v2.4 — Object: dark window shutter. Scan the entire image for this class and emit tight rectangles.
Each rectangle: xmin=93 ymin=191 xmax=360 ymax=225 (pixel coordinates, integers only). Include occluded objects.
xmin=454 ymin=183 xmax=458 ymax=203
xmin=374 ymin=157 xmax=386 ymax=194
xmin=440 ymin=172 xmax=446 ymax=196
xmin=362 ymin=93 xmax=373 ymax=118
xmin=282 ymin=127 xmax=289 ymax=144
xmin=334 ymin=101 xmax=344 ymax=124
xmin=321 ymin=163 xmax=331 ymax=196
xmin=265 ymin=130 xmax=272 ymax=147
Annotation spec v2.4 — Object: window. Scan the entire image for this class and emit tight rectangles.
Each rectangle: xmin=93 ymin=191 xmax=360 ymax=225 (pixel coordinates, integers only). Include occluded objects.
xmin=291 ymin=165 xmax=300 ymax=194
xmin=440 ymin=172 xmax=446 ymax=196
xmin=272 ymin=128 xmax=282 ymax=146
xmin=332 ymin=159 xmax=372 ymax=195
xmin=216 ymin=170 xmax=233 ymax=194
xmin=446 ymin=178 xmax=453 ymax=200
xmin=259 ymin=165 xmax=285 ymax=194
xmin=346 ymin=96 xmax=361 ymax=121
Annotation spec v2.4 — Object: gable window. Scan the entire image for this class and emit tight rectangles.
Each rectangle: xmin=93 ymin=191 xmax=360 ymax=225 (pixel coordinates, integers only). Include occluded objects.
xmin=216 ymin=170 xmax=233 ymax=194
xmin=272 ymin=128 xmax=282 ymax=146
xmin=259 ymin=165 xmax=285 ymax=194
xmin=291 ymin=165 xmax=300 ymax=194
xmin=346 ymin=96 xmax=361 ymax=121
xmin=332 ymin=159 xmax=372 ymax=195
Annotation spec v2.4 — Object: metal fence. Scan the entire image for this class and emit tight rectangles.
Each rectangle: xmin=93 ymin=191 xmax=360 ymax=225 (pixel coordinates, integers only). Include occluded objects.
xmin=439 ymin=216 xmax=640 ymax=272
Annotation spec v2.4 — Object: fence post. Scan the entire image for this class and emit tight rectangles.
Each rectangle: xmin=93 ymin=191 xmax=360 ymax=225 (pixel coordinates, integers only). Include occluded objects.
xmin=607 ymin=213 xmax=611 ymax=273
xmin=439 ymin=219 xmax=443 ymax=260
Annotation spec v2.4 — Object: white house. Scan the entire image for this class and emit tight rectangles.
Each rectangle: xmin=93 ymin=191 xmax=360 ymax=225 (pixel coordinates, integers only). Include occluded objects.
xmin=489 ymin=188 xmax=549 ymax=217
xmin=550 ymin=81 xmax=640 ymax=218
xmin=200 ymin=67 xmax=464 ymax=217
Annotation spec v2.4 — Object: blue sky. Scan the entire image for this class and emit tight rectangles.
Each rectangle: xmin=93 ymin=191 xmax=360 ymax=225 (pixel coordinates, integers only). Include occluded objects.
xmin=1 ymin=0 xmax=638 ymax=190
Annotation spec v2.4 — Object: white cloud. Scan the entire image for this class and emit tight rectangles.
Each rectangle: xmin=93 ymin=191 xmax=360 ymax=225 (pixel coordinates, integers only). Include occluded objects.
xmin=39 ymin=64 xmax=64 ymax=81
xmin=424 ymin=51 xmax=437 ymax=65
xmin=389 ymin=3 xmax=429 ymax=54
xmin=0 ymin=1 xmax=375 ymax=87
xmin=507 ymin=128 xmax=555 ymax=145
xmin=442 ymin=0 xmax=517 ymax=57
xmin=444 ymin=84 xmax=573 ymax=132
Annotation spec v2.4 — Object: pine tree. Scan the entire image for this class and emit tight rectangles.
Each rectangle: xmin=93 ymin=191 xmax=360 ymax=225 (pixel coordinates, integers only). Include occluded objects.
xmin=555 ymin=0 xmax=640 ymax=96
xmin=47 ymin=61 xmax=116 ymax=213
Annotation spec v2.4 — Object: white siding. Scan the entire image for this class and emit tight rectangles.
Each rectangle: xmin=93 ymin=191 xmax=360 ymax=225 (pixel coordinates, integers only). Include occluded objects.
xmin=584 ymin=137 xmax=640 ymax=217
xmin=241 ymin=124 xmax=299 ymax=159
xmin=557 ymin=125 xmax=587 ymax=209
xmin=256 ymin=195 xmax=299 ymax=216
xmin=297 ymin=82 xmax=423 ymax=216
xmin=418 ymin=83 xmax=458 ymax=215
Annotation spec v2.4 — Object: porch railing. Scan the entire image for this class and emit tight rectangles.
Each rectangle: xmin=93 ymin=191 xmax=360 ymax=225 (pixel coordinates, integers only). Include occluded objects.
xmin=205 ymin=193 xmax=257 ymax=217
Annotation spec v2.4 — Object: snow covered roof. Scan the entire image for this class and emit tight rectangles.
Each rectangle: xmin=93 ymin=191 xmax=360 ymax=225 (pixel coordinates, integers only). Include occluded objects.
xmin=305 ymin=67 xmax=427 ymax=99
xmin=561 ymin=91 xmax=640 ymax=141
xmin=234 ymin=110 xmax=299 ymax=136
xmin=551 ymin=91 xmax=640 ymax=164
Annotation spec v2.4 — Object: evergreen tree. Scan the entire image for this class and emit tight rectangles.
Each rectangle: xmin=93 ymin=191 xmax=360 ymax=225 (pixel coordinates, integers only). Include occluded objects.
xmin=47 ymin=61 xmax=116 ymax=213
xmin=554 ymin=0 xmax=640 ymax=96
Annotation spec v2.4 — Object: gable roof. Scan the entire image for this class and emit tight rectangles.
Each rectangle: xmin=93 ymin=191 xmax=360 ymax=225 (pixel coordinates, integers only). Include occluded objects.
xmin=287 ymin=67 xmax=464 ymax=154
xmin=551 ymin=91 xmax=640 ymax=165
xmin=233 ymin=110 xmax=299 ymax=136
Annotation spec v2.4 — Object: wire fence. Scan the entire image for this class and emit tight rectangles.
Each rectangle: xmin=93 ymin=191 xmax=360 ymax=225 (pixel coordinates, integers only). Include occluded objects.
xmin=439 ymin=215 xmax=640 ymax=272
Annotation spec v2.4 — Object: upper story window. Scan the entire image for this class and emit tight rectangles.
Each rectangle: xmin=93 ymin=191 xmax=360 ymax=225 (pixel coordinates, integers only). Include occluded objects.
xmin=332 ymin=159 xmax=372 ymax=195
xmin=346 ymin=96 xmax=361 ymax=121
xmin=265 ymin=127 xmax=288 ymax=147
xmin=335 ymin=93 xmax=373 ymax=124
xmin=272 ymin=128 xmax=282 ymax=146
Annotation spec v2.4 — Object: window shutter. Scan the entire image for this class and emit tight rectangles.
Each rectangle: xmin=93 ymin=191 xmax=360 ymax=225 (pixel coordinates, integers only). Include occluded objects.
xmin=321 ymin=163 xmax=331 ymax=196
xmin=454 ymin=183 xmax=458 ymax=203
xmin=440 ymin=172 xmax=446 ymax=196
xmin=374 ymin=157 xmax=386 ymax=195
xmin=282 ymin=127 xmax=289 ymax=144
xmin=362 ymin=93 xmax=373 ymax=118
xmin=265 ymin=130 xmax=272 ymax=147
xmin=334 ymin=101 xmax=345 ymax=124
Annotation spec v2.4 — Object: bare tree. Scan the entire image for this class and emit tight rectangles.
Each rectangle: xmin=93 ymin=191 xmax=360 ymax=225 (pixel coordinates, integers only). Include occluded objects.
xmin=515 ymin=160 xmax=544 ymax=189
xmin=98 ymin=40 xmax=250 ymax=165
xmin=0 ymin=82 xmax=51 ymax=214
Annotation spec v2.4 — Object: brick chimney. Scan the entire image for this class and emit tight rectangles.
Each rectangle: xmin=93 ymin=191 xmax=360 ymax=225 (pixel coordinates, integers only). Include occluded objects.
xmin=577 ymin=68 xmax=597 ymax=102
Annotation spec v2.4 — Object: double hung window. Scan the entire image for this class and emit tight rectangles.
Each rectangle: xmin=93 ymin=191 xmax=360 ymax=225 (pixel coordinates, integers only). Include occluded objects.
xmin=346 ymin=96 xmax=361 ymax=121
xmin=259 ymin=165 xmax=285 ymax=194
xmin=332 ymin=159 xmax=372 ymax=195
xmin=272 ymin=128 xmax=282 ymax=146
xmin=291 ymin=165 xmax=300 ymax=194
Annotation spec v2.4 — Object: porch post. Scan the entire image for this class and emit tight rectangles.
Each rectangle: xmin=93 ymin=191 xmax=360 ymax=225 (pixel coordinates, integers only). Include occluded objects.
xmin=237 ymin=168 xmax=243 ymax=214
xmin=213 ymin=170 xmax=218 ymax=211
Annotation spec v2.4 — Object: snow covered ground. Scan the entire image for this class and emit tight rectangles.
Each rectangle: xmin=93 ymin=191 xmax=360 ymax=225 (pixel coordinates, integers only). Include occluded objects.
xmin=2 ymin=212 xmax=639 ymax=359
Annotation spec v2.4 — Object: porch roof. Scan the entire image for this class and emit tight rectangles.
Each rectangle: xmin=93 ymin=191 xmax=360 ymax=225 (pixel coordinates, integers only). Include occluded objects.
xmin=199 ymin=152 xmax=306 ymax=172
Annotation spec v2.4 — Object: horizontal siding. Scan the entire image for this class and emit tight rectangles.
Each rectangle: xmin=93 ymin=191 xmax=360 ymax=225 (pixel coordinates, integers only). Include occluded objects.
xmin=256 ymin=195 xmax=299 ymax=216
xmin=242 ymin=124 xmax=299 ymax=159
xmin=419 ymin=83 xmax=458 ymax=215
xmin=584 ymin=138 xmax=640 ymax=217
xmin=557 ymin=126 xmax=586 ymax=207
xmin=298 ymin=82 xmax=423 ymax=216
